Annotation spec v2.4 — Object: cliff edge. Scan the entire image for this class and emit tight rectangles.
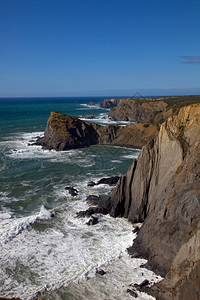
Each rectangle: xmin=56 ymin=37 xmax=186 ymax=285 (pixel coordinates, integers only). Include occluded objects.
xmin=35 ymin=112 xmax=159 ymax=150
xmin=108 ymin=104 xmax=200 ymax=299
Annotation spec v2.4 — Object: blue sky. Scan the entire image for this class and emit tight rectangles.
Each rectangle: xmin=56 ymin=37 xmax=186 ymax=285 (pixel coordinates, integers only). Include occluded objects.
xmin=0 ymin=0 xmax=200 ymax=97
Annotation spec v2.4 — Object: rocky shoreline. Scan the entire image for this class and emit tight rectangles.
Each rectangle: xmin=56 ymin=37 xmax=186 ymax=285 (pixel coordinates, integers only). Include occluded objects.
xmin=34 ymin=111 xmax=159 ymax=151
xmin=30 ymin=96 xmax=200 ymax=300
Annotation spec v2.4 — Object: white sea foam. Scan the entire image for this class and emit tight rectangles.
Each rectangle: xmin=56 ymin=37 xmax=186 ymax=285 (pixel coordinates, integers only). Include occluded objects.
xmin=78 ymin=103 xmax=104 ymax=110
xmin=80 ymin=112 xmax=133 ymax=126
xmin=0 ymin=205 xmax=51 ymax=245
xmin=122 ymin=153 xmax=140 ymax=159
xmin=0 ymin=174 xmax=161 ymax=300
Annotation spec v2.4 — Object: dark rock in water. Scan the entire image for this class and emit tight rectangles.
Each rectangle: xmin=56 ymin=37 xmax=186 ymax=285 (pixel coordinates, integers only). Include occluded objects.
xmin=83 ymin=114 xmax=95 ymax=119
xmin=132 ymin=226 xmax=140 ymax=234
xmin=87 ymin=181 xmax=96 ymax=187
xmin=133 ymin=279 xmax=150 ymax=290
xmin=65 ymin=186 xmax=78 ymax=196
xmin=97 ymin=176 xmax=120 ymax=186
xmin=86 ymin=215 xmax=98 ymax=225
xmin=85 ymin=194 xmax=101 ymax=206
xmin=76 ymin=206 xmax=108 ymax=218
xmin=88 ymin=101 xmax=95 ymax=106
xmin=96 ymin=269 xmax=106 ymax=276
xmin=127 ymin=289 xmax=138 ymax=298
xmin=87 ymin=176 xmax=120 ymax=187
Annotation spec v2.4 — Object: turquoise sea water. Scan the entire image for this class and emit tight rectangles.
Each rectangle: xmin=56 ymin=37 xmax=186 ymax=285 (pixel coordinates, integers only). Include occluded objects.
xmin=0 ymin=98 xmax=160 ymax=300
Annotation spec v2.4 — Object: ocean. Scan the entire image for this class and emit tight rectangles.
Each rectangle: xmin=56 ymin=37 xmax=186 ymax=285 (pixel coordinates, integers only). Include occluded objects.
xmin=0 ymin=97 xmax=161 ymax=300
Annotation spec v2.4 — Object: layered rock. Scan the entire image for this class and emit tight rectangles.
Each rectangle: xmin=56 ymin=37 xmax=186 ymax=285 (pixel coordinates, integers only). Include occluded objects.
xmin=36 ymin=112 xmax=159 ymax=151
xmin=99 ymin=98 xmax=122 ymax=108
xmin=107 ymin=104 xmax=200 ymax=299
xmin=108 ymin=95 xmax=200 ymax=123
xmin=109 ymin=99 xmax=170 ymax=123
xmin=35 ymin=112 xmax=100 ymax=150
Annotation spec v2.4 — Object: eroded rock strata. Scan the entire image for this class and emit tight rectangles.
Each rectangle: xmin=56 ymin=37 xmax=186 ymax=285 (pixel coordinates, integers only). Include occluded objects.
xmin=108 ymin=95 xmax=200 ymax=123
xmin=99 ymin=98 xmax=122 ymax=108
xmin=35 ymin=112 xmax=159 ymax=150
xmin=107 ymin=104 xmax=200 ymax=299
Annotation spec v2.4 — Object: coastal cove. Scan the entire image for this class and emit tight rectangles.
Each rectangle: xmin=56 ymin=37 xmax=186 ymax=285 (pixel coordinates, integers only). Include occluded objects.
xmin=0 ymin=97 xmax=160 ymax=300
xmin=1 ymin=95 xmax=200 ymax=300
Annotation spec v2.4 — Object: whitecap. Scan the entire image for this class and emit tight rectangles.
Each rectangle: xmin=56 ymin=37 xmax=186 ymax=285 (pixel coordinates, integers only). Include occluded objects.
xmin=0 ymin=205 xmax=52 ymax=245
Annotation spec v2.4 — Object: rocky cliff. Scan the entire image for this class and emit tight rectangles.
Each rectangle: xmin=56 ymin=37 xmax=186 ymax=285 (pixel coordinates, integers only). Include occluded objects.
xmin=108 ymin=95 xmax=200 ymax=123
xmin=109 ymin=99 xmax=170 ymax=123
xmin=36 ymin=112 xmax=159 ymax=150
xmin=99 ymin=98 xmax=122 ymax=108
xmin=107 ymin=104 xmax=200 ymax=299
xmin=35 ymin=112 xmax=100 ymax=150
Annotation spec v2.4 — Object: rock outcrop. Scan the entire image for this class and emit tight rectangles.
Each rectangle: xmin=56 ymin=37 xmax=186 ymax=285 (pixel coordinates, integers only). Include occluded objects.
xmin=35 ymin=112 xmax=159 ymax=151
xmin=108 ymin=95 xmax=200 ymax=123
xmin=107 ymin=104 xmax=200 ymax=299
xmin=109 ymin=99 xmax=170 ymax=123
xmin=99 ymin=98 xmax=122 ymax=108
xmin=35 ymin=112 xmax=100 ymax=150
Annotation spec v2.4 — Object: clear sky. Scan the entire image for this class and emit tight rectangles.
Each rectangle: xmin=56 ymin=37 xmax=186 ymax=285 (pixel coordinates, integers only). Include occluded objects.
xmin=0 ymin=0 xmax=200 ymax=97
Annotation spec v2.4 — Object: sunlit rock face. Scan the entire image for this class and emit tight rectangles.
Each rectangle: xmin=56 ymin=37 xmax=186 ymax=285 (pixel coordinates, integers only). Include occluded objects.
xmin=108 ymin=104 xmax=200 ymax=299
xmin=35 ymin=112 xmax=159 ymax=151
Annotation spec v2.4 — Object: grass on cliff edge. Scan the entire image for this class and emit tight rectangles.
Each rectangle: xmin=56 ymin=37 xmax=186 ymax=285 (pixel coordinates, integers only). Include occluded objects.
xmin=119 ymin=95 xmax=200 ymax=111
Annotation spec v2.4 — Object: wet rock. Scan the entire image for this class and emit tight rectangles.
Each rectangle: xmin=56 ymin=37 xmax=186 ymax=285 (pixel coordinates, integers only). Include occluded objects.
xmin=86 ymin=216 xmax=98 ymax=225
xmin=96 ymin=176 xmax=120 ymax=186
xmin=127 ymin=288 xmax=138 ymax=297
xmin=83 ymin=114 xmax=95 ymax=119
xmin=96 ymin=269 xmax=106 ymax=275
xmin=132 ymin=226 xmax=140 ymax=234
xmin=133 ymin=279 xmax=150 ymax=290
xmin=87 ymin=181 xmax=96 ymax=187
xmin=88 ymin=101 xmax=95 ymax=106
xmin=65 ymin=186 xmax=78 ymax=196
xmin=85 ymin=195 xmax=102 ymax=206
xmin=76 ymin=206 xmax=108 ymax=218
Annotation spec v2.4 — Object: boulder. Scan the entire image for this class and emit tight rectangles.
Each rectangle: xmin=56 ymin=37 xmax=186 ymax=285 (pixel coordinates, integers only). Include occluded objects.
xmin=82 ymin=114 xmax=95 ymax=119
xmin=76 ymin=206 xmax=108 ymax=218
xmin=96 ymin=269 xmax=106 ymax=275
xmin=65 ymin=187 xmax=78 ymax=196
xmin=87 ymin=181 xmax=96 ymax=187
xmin=96 ymin=176 xmax=120 ymax=186
xmin=86 ymin=216 xmax=98 ymax=225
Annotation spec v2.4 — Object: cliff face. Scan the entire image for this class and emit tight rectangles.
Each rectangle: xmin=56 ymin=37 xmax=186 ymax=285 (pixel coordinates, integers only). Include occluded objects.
xmin=109 ymin=99 xmax=170 ymax=123
xmin=99 ymin=98 xmax=122 ymax=108
xmin=36 ymin=112 xmax=159 ymax=150
xmin=108 ymin=104 xmax=200 ymax=299
xmin=36 ymin=112 xmax=100 ymax=150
